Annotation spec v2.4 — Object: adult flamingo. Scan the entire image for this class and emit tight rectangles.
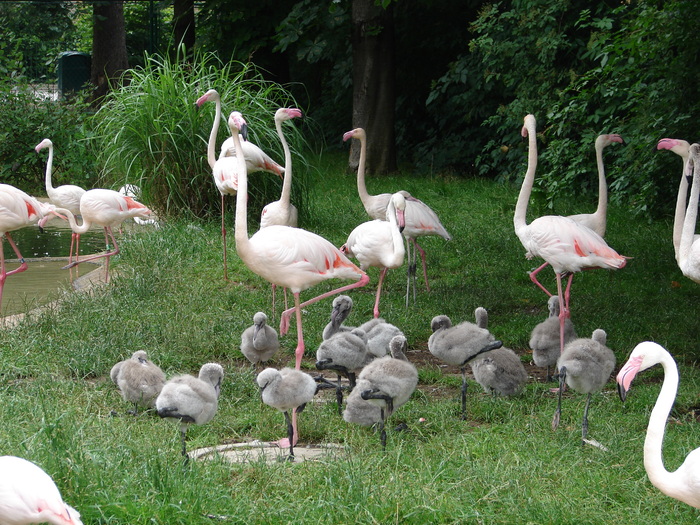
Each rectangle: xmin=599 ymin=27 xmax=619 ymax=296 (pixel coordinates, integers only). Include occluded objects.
xmin=195 ymin=89 xmax=284 ymax=280
xmin=343 ymin=127 xmax=451 ymax=304
xmin=656 ymin=138 xmax=698 ymax=263
xmin=0 ymin=455 xmax=83 ymax=524
xmin=260 ymin=108 xmax=302 ymax=313
xmin=514 ymin=114 xmax=627 ymax=354
xmin=231 ymin=111 xmax=369 ymax=448
xmin=35 ymin=138 xmax=86 ymax=264
xmin=676 ymin=143 xmax=700 ymax=283
xmin=617 ymin=341 xmax=700 ymax=509
xmin=342 ymin=192 xmax=406 ymax=318
xmin=55 ymin=189 xmax=151 ymax=283
xmin=0 ymin=184 xmax=59 ymax=312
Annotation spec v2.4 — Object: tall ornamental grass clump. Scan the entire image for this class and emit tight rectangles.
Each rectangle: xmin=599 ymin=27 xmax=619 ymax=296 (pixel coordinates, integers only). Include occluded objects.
xmin=90 ymin=49 xmax=310 ymax=222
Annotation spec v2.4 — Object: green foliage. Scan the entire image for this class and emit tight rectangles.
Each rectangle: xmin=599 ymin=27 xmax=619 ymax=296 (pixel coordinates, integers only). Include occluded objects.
xmin=89 ymin=49 xmax=310 ymax=222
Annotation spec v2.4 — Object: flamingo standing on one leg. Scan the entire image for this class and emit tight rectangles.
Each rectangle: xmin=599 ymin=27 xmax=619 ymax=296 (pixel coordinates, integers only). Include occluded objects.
xmin=0 ymin=184 xmax=60 ymax=312
xmin=514 ymin=114 xmax=627 ymax=355
xmin=35 ymin=138 xmax=86 ymax=264
xmin=343 ymin=127 xmax=451 ymax=304
xmin=260 ymin=108 xmax=303 ymax=314
xmin=195 ymin=89 xmax=284 ymax=281
xmin=55 ymin=189 xmax=151 ymax=283
xmin=230 ymin=111 xmax=369 ymax=448
xmin=342 ymin=192 xmax=406 ymax=318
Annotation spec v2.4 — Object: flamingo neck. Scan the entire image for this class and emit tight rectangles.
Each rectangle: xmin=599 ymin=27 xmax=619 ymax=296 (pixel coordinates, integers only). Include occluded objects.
xmin=593 ymin=141 xmax=608 ymax=236
xmin=643 ymin=351 xmax=680 ymax=493
xmin=206 ymin=96 xmax=221 ymax=170
xmin=54 ymin=208 xmax=91 ymax=234
xmin=355 ymin=134 xmax=372 ymax=210
xmin=233 ymin=125 xmax=251 ymax=259
xmin=387 ymin=202 xmax=405 ymax=260
xmin=514 ymin=119 xmax=537 ymax=236
xmin=679 ymin=154 xmax=699 ymax=267
xmin=276 ymin=117 xmax=293 ymax=206
xmin=673 ymin=155 xmax=690 ymax=261
xmin=44 ymin=143 xmax=55 ymax=193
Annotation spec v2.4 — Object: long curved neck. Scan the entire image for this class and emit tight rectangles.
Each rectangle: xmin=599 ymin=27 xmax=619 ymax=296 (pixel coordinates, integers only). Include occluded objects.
xmin=276 ymin=117 xmax=293 ymax=206
xmin=679 ymin=155 xmax=700 ymax=266
xmin=206 ymin=97 xmax=221 ymax=170
xmin=593 ymin=140 xmax=608 ymax=234
xmin=514 ymin=118 xmax=537 ymax=234
xmin=233 ymin=124 xmax=251 ymax=259
xmin=55 ymin=207 xmax=91 ymax=234
xmin=44 ymin=143 xmax=55 ymax=193
xmin=387 ymin=202 xmax=404 ymax=254
xmin=355 ymin=133 xmax=372 ymax=209
xmin=643 ymin=352 xmax=680 ymax=491
xmin=673 ymin=156 xmax=690 ymax=260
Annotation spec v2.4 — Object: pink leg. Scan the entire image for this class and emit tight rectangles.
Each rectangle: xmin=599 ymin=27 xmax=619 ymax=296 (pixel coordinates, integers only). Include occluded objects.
xmin=529 ymin=261 xmax=553 ymax=297
xmin=374 ymin=267 xmax=389 ymax=318
xmin=271 ymin=284 xmax=277 ymax=320
xmin=413 ymin=239 xmax=430 ymax=291
xmin=293 ymin=294 xmax=304 ymax=370
xmin=63 ymin=227 xmax=119 ymax=283
xmin=0 ymin=234 xmax=28 ymax=311
xmin=221 ymin=194 xmax=228 ymax=281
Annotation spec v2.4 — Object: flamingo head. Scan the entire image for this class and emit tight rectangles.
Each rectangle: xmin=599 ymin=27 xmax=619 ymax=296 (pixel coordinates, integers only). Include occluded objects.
xmin=343 ymin=128 xmax=366 ymax=142
xmin=35 ymin=138 xmax=52 ymax=153
xmin=430 ymin=315 xmax=452 ymax=333
xmin=616 ymin=341 xmax=667 ymax=401
xmin=228 ymin=111 xmax=249 ymax=141
xmin=597 ymin=134 xmax=625 ymax=148
xmin=195 ymin=89 xmax=219 ymax=108
xmin=521 ymin=114 xmax=536 ymax=138
xmin=656 ymin=137 xmax=691 ymax=158
xmin=276 ymin=107 xmax=302 ymax=121
xmin=389 ymin=192 xmax=406 ymax=232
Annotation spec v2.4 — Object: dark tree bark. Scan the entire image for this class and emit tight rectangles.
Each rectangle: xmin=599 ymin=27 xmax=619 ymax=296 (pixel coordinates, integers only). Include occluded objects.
xmin=173 ymin=0 xmax=195 ymax=61
xmin=349 ymin=0 xmax=397 ymax=174
xmin=90 ymin=1 xmax=129 ymax=106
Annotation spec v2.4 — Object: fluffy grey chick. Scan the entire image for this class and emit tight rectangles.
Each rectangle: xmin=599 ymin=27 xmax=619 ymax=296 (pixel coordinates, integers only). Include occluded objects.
xmin=156 ymin=363 xmax=224 ymax=459
xmin=316 ymin=328 xmax=368 ymax=414
xmin=110 ymin=350 xmax=166 ymax=414
xmin=428 ymin=307 xmax=503 ymax=419
xmin=257 ymin=367 xmax=318 ymax=460
xmin=470 ymin=346 xmax=528 ymax=397
xmin=322 ymin=295 xmax=356 ymax=340
xmin=357 ymin=317 xmax=404 ymax=358
xmin=240 ymin=311 xmax=280 ymax=367
xmin=358 ymin=335 xmax=418 ymax=450
xmin=552 ymin=329 xmax=616 ymax=446
xmin=529 ymin=295 xmax=577 ymax=380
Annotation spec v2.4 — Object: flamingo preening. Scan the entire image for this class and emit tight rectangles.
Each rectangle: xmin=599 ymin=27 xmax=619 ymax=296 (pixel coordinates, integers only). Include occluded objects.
xmin=514 ymin=114 xmax=626 ymax=354
xmin=343 ymin=127 xmax=451 ymax=305
xmin=54 ymin=189 xmax=151 ymax=283
xmin=195 ymin=89 xmax=284 ymax=280
xmin=617 ymin=341 xmax=700 ymax=509
xmin=231 ymin=111 xmax=369 ymax=447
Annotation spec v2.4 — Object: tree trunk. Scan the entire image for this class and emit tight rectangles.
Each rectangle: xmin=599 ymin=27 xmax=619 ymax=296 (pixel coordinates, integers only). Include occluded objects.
xmin=173 ymin=0 xmax=195 ymax=61
xmin=349 ymin=0 xmax=397 ymax=174
xmin=90 ymin=1 xmax=129 ymax=106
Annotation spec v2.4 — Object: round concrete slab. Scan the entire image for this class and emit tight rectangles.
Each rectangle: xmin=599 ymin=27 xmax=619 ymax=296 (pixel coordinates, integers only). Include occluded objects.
xmin=190 ymin=440 xmax=346 ymax=464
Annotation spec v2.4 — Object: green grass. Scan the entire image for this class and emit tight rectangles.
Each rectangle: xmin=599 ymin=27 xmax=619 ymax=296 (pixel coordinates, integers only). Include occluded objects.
xmin=1 ymin=151 xmax=699 ymax=523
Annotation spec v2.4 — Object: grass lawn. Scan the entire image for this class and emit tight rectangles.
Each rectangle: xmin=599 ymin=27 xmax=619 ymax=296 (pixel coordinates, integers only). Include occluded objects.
xmin=0 ymin=151 xmax=699 ymax=524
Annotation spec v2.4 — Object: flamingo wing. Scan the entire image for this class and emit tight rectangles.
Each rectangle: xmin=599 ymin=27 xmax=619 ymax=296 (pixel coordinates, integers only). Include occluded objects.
xmin=403 ymin=195 xmax=451 ymax=240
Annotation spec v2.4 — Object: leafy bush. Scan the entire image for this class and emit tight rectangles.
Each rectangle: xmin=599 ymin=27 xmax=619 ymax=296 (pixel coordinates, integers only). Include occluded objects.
xmin=90 ymin=48 xmax=310 ymax=222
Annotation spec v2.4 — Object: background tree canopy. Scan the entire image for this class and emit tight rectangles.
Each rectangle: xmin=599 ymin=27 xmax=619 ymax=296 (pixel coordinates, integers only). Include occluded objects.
xmin=0 ymin=0 xmax=698 ymax=218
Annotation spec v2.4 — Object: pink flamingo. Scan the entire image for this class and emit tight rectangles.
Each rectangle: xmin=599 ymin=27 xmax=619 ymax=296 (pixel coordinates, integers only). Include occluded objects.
xmin=55 ymin=189 xmax=151 ymax=283
xmin=0 ymin=455 xmax=83 ymax=524
xmin=260 ymin=108 xmax=303 ymax=313
xmin=231 ymin=111 xmax=369 ymax=447
xmin=656 ymin=138 xmax=699 ymax=263
xmin=35 ymin=138 xmax=86 ymax=264
xmin=514 ymin=114 xmax=626 ymax=353
xmin=195 ymin=89 xmax=284 ymax=281
xmin=343 ymin=127 xmax=451 ymax=304
xmin=676 ymin=143 xmax=700 ymax=283
xmin=0 ymin=184 xmax=60 ymax=312
xmin=342 ymin=192 xmax=406 ymax=318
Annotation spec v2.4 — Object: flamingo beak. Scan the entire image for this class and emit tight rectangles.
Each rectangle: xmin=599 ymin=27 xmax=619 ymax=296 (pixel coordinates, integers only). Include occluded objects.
xmin=241 ymin=123 xmax=249 ymax=142
xmin=615 ymin=354 xmax=644 ymax=402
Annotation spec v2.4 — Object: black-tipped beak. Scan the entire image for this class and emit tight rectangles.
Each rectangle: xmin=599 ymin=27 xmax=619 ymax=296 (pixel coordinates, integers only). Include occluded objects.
xmin=241 ymin=123 xmax=249 ymax=141
xmin=617 ymin=382 xmax=628 ymax=402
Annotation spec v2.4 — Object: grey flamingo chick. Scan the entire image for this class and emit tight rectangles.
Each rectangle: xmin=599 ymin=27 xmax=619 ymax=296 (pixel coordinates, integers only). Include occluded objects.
xmin=552 ymin=329 xmax=615 ymax=447
xmin=257 ymin=367 xmax=318 ymax=460
xmin=428 ymin=308 xmax=503 ymax=419
xmin=358 ymin=335 xmax=418 ymax=450
xmin=322 ymin=295 xmax=356 ymax=340
xmin=470 ymin=345 xmax=528 ymax=397
xmin=240 ymin=311 xmax=280 ymax=367
xmin=110 ymin=350 xmax=166 ymax=414
xmin=156 ymin=363 xmax=224 ymax=459
xmin=315 ymin=328 xmax=369 ymax=414
xmin=529 ymin=295 xmax=577 ymax=381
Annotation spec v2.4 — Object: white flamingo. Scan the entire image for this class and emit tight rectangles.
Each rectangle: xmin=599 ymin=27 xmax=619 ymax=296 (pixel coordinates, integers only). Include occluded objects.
xmin=343 ymin=127 xmax=451 ymax=304
xmin=342 ymin=192 xmax=407 ymax=318
xmin=195 ymin=89 xmax=284 ymax=281
xmin=230 ymin=111 xmax=369 ymax=448
xmin=35 ymin=138 xmax=86 ymax=263
xmin=617 ymin=341 xmax=700 ymax=509
xmin=0 ymin=455 xmax=83 ymax=524
xmin=514 ymin=114 xmax=626 ymax=354
xmin=54 ymin=189 xmax=151 ymax=283
xmin=676 ymin=143 xmax=700 ymax=283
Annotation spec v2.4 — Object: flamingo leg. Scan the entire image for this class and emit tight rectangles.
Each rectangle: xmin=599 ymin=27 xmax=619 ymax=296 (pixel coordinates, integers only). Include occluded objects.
xmin=373 ymin=267 xmax=389 ymax=318
xmin=221 ymin=194 xmax=229 ymax=281
xmin=529 ymin=262 xmax=553 ymax=297
xmin=413 ymin=239 xmax=430 ymax=292
xmin=271 ymin=284 xmax=277 ymax=320
xmin=405 ymin=239 xmax=413 ymax=307
xmin=62 ymin=227 xmax=120 ymax=284
xmin=0 ymin=234 xmax=28 ymax=312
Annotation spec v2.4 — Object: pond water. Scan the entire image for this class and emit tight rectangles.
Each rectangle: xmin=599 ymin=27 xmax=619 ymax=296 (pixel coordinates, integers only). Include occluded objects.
xmin=1 ymin=222 xmax=110 ymax=317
